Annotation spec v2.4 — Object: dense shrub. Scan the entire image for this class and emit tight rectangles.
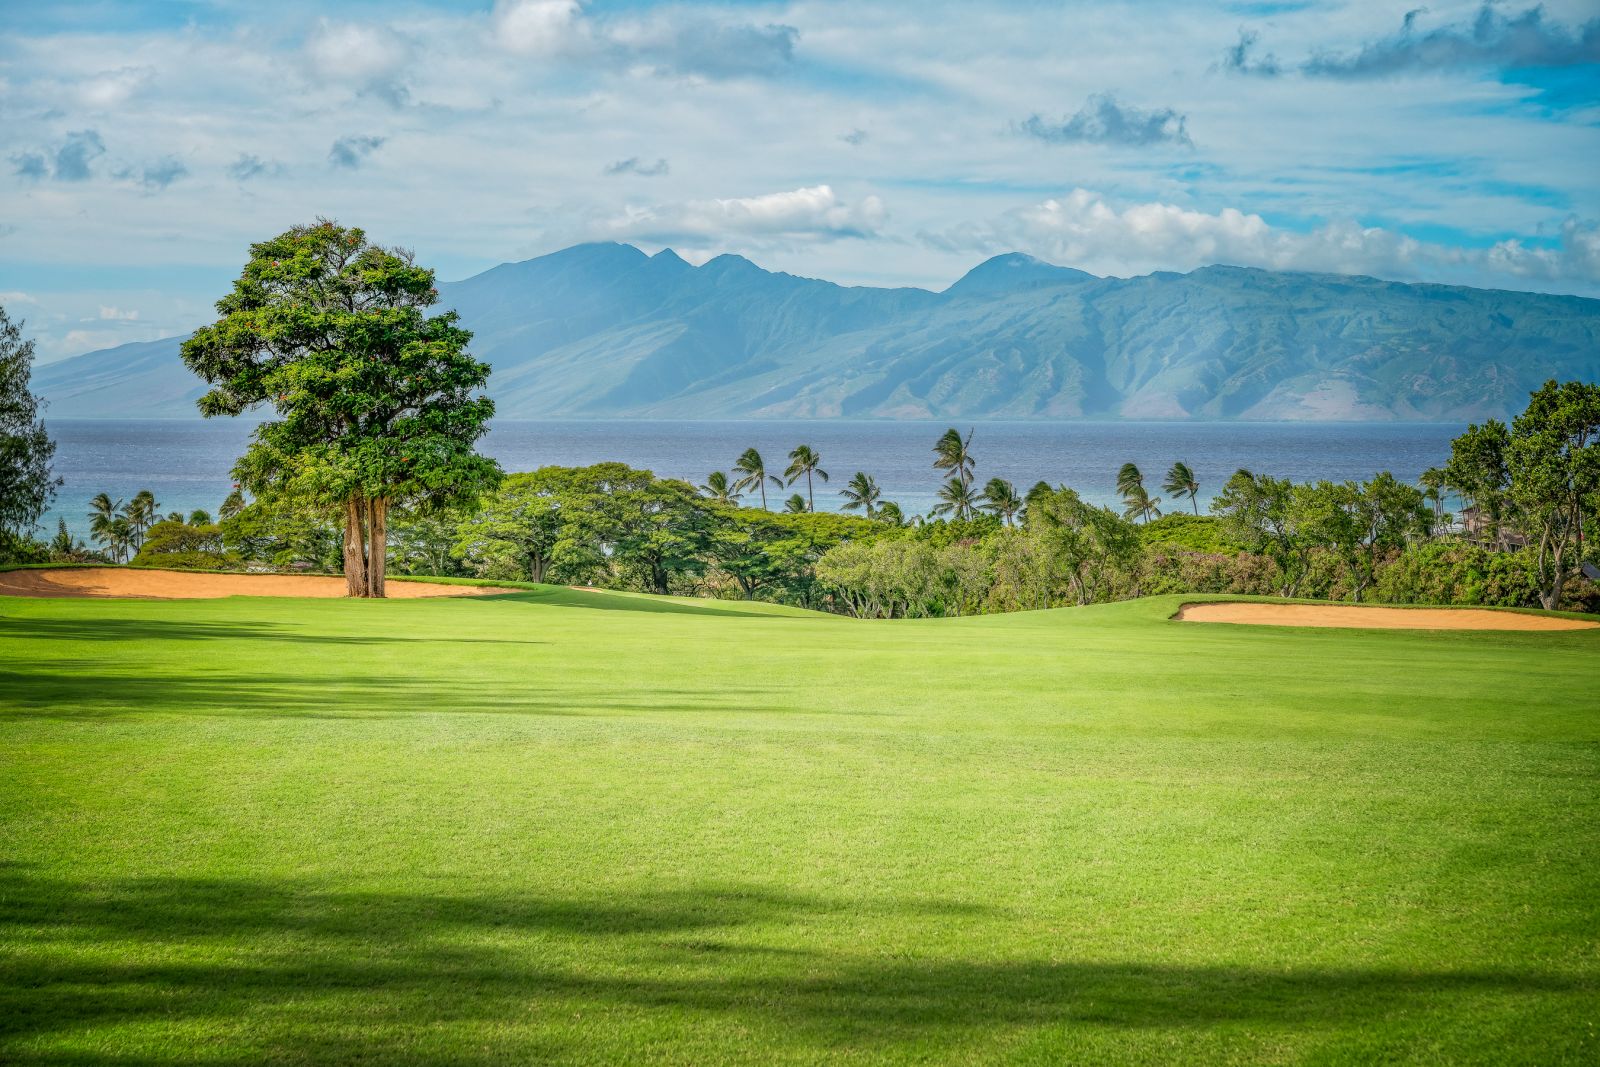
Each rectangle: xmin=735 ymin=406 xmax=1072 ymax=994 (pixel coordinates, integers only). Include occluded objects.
xmin=1140 ymin=547 xmax=1278 ymax=597
xmin=1139 ymin=514 xmax=1243 ymax=554
xmin=0 ymin=529 xmax=50 ymax=566
xmin=1373 ymin=541 xmax=1544 ymax=608
xmin=131 ymin=519 xmax=240 ymax=570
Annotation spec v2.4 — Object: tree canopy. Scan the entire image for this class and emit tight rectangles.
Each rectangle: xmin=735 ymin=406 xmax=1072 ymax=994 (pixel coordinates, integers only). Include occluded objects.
xmin=1507 ymin=380 xmax=1600 ymax=609
xmin=180 ymin=220 xmax=500 ymax=596
xmin=0 ymin=305 xmax=59 ymax=543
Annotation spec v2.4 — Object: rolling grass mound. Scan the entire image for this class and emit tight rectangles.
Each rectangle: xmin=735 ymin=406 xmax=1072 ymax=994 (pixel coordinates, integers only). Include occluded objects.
xmin=2 ymin=587 xmax=1596 ymax=1063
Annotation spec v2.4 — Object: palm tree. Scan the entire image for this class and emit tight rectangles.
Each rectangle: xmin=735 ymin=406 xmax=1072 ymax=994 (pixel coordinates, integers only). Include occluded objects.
xmin=1116 ymin=462 xmax=1145 ymax=499
xmin=930 ymin=477 xmax=980 ymax=520
xmin=124 ymin=490 xmax=159 ymax=548
xmin=220 ymin=489 xmax=246 ymax=519
xmin=933 ymin=428 xmax=976 ymax=490
xmin=980 ymin=477 xmax=1023 ymax=525
xmin=1419 ymin=466 xmax=1446 ymax=536
xmin=732 ymin=448 xmax=783 ymax=511
xmin=1122 ymin=485 xmax=1162 ymax=524
xmin=699 ymin=471 xmax=741 ymax=505
xmin=103 ymin=515 xmax=135 ymax=563
xmin=876 ymin=501 xmax=905 ymax=526
xmin=839 ymin=472 xmax=881 ymax=518
xmin=189 ymin=509 xmax=213 ymax=526
xmin=784 ymin=445 xmax=829 ymax=511
xmin=782 ymin=493 xmax=808 ymax=514
xmin=1162 ymin=461 xmax=1200 ymax=514
xmin=88 ymin=493 xmax=123 ymax=555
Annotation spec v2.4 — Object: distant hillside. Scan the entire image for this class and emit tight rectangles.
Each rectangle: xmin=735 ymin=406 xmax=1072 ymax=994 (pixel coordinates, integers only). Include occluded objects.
xmin=36 ymin=242 xmax=1600 ymax=420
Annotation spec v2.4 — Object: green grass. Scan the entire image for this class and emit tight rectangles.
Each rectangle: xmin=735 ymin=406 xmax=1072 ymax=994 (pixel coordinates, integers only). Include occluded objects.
xmin=2 ymin=585 xmax=1598 ymax=1064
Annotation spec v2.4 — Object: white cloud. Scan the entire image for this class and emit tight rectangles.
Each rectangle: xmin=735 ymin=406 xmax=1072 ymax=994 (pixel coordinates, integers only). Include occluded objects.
xmin=1 ymin=0 xmax=1597 ymax=363
xmin=489 ymin=0 xmax=796 ymax=77
xmin=306 ymin=20 xmax=412 ymax=84
xmin=77 ymin=67 xmax=154 ymax=110
xmin=1485 ymin=217 xmax=1600 ymax=284
xmin=304 ymin=19 xmax=414 ymax=105
xmin=491 ymin=0 xmax=587 ymax=57
xmin=597 ymin=185 xmax=887 ymax=243
xmin=924 ymin=189 xmax=1600 ymax=290
xmin=97 ymin=306 xmax=140 ymax=321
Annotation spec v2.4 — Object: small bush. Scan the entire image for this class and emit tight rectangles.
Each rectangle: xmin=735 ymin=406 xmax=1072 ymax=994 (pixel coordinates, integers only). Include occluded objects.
xmin=1139 ymin=514 xmax=1244 ymax=554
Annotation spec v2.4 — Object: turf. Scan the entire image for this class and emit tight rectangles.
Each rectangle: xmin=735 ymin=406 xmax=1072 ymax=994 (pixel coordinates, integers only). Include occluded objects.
xmin=2 ymin=586 xmax=1597 ymax=1064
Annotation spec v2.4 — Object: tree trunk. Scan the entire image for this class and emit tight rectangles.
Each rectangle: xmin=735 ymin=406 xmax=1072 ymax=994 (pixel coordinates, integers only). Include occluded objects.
xmin=367 ymin=496 xmax=387 ymax=598
xmin=1542 ymin=572 xmax=1564 ymax=612
xmin=1541 ymin=535 xmax=1565 ymax=611
xmin=344 ymin=497 xmax=368 ymax=597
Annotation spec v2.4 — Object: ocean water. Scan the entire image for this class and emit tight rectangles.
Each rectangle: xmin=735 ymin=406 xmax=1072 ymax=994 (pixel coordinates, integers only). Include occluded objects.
xmin=39 ymin=418 xmax=1464 ymax=539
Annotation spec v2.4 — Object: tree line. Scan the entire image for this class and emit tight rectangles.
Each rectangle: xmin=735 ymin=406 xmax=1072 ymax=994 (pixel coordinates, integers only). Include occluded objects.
xmin=19 ymin=379 xmax=1589 ymax=618
xmin=3 ymin=223 xmax=1595 ymax=614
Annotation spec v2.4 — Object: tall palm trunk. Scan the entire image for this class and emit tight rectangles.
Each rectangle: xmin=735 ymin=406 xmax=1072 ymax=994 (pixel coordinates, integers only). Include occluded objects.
xmin=805 ymin=470 xmax=814 ymax=511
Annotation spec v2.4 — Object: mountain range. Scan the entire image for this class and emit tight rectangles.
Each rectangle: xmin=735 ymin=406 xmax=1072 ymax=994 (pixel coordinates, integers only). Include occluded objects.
xmin=34 ymin=242 xmax=1600 ymax=421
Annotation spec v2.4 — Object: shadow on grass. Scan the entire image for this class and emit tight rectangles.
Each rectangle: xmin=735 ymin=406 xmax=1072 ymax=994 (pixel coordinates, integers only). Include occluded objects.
xmin=0 ymin=864 xmax=1584 ymax=1063
xmin=0 ymin=616 xmax=547 ymax=646
xmin=0 ymin=664 xmax=805 ymax=720
xmin=532 ymin=587 xmax=813 ymax=619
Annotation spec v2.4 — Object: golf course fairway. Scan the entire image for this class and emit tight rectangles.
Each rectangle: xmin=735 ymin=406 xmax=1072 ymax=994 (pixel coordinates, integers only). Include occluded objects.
xmin=2 ymin=585 xmax=1597 ymax=1064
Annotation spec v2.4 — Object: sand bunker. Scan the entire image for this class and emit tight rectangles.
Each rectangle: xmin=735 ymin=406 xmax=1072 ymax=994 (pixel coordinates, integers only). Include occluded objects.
xmin=1177 ymin=601 xmax=1597 ymax=632
xmin=0 ymin=567 xmax=518 ymax=600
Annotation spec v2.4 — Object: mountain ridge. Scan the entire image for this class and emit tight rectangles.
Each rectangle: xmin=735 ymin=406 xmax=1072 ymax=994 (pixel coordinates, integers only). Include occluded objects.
xmin=33 ymin=243 xmax=1600 ymax=421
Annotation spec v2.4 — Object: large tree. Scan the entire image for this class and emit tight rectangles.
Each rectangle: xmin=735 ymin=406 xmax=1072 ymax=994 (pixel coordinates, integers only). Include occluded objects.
xmin=1506 ymin=380 xmax=1600 ymax=610
xmin=1445 ymin=419 xmax=1512 ymax=545
xmin=454 ymin=467 xmax=596 ymax=585
xmin=181 ymin=220 xmax=500 ymax=597
xmin=1293 ymin=473 xmax=1428 ymax=602
xmin=1211 ymin=469 xmax=1313 ymax=597
xmin=1024 ymin=485 xmax=1140 ymax=606
xmin=0 ymin=305 xmax=60 ymax=542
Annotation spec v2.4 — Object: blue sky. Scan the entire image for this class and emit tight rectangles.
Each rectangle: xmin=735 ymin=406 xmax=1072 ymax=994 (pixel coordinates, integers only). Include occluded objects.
xmin=2 ymin=0 xmax=1597 ymax=362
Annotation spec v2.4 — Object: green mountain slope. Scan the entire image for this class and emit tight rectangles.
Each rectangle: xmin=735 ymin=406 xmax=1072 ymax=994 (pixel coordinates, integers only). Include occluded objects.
xmin=35 ymin=243 xmax=1600 ymax=420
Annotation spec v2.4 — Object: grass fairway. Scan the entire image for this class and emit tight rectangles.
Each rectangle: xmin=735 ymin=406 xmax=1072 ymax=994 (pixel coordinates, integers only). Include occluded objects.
xmin=2 ymin=587 xmax=1597 ymax=1064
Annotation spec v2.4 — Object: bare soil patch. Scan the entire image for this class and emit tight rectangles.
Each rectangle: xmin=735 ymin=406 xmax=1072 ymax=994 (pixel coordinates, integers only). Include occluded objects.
xmin=1176 ymin=601 xmax=1596 ymax=632
xmin=0 ymin=568 xmax=517 ymax=600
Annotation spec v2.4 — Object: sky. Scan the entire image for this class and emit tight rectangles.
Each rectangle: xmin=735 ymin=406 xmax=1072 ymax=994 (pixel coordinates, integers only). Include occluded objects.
xmin=1 ymin=0 xmax=1597 ymax=363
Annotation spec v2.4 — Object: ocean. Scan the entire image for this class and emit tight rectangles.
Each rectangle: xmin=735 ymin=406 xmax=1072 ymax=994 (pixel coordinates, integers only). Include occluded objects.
xmin=39 ymin=418 xmax=1464 ymax=539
